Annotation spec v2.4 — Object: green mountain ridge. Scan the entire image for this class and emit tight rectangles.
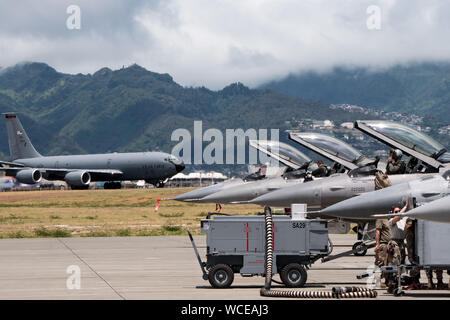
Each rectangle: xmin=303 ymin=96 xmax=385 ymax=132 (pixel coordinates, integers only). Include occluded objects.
xmin=0 ymin=62 xmax=374 ymax=161
xmin=0 ymin=62 xmax=448 ymax=173
xmin=260 ymin=62 xmax=450 ymax=122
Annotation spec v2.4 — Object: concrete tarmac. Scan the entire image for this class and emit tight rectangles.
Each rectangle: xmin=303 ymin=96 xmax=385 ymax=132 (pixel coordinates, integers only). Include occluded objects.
xmin=0 ymin=234 xmax=449 ymax=300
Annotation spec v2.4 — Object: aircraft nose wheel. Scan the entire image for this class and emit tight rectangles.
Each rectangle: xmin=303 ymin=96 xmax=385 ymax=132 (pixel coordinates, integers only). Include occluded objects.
xmin=393 ymin=287 xmax=405 ymax=297
xmin=352 ymin=241 xmax=368 ymax=256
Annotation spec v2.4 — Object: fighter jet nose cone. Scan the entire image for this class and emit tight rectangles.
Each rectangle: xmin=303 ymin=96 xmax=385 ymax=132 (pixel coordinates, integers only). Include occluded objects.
xmin=250 ymin=189 xmax=295 ymax=207
xmin=406 ymin=195 xmax=450 ymax=223
xmin=321 ymin=184 xmax=410 ymax=219
xmin=250 ymin=182 xmax=314 ymax=207
xmin=173 ymin=184 xmax=222 ymax=202
xmin=172 ymin=193 xmax=190 ymax=201
xmin=200 ymin=189 xmax=243 ymax=203
xmin=249 ymin=193 xmax=277 ymax=205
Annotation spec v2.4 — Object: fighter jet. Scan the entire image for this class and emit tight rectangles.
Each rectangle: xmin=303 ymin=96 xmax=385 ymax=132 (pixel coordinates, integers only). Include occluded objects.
xmin=250 ymin=121 xmax=447 ymax=209
xmin=0 ymin=113 xmax=185 ymax=189
xmin=193 ymin=131 xmax=389 ymax=205
xmin=173 ymin=140 xmax=312 ymax=203
xmin=249 ymin=131 xmax=385 ymax=208
xmin=318 ymin=173 xmax=449 ymax=220
xmin=188 ymin=140 xmax=319 ymax=204
xmin=317 ymin=120 xmax=450 ymax=220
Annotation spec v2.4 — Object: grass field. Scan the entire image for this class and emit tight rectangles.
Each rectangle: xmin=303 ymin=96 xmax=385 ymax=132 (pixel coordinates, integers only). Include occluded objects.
xmin=0 ymin=188 xmax=262 ymax=238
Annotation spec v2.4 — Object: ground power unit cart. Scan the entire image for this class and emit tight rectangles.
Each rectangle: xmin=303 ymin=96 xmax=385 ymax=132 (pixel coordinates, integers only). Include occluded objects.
xmin=188 ymin=212 xmax=330 ymax=288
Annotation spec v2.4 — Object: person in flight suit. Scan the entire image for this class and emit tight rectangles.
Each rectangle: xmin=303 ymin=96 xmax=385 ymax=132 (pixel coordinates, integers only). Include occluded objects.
xmin=312 ymin=160 xmax=329 ymax=177
xmin=386 ymin=149 xmax=406 ymax=175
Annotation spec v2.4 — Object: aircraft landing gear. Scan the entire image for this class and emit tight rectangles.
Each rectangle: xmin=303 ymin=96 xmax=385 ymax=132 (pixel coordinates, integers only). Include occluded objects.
xmin=352 ymin=241 xmax=368 ymax=256
xmin=104 ymin=182 xmax=122 ymax=189
xmin=155 ymin=181 xmax=165 ymax=188
xmin=70 ymin=185 xmax=89 ymax=190
xmin=351 ymin=222 xmax=376 ymax=256
xmin=146 ymin=178 xmax=168 ymax=188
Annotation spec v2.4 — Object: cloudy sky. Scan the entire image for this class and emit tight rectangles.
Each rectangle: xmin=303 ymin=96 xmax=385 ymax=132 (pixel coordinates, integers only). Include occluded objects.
xmin=0 ymin=0 xmax=449 ymax=89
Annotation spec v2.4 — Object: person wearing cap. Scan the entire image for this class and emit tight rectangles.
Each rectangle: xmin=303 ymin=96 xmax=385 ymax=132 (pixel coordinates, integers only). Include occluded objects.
xmin=385 ymin=200 xmax=409 ymax=293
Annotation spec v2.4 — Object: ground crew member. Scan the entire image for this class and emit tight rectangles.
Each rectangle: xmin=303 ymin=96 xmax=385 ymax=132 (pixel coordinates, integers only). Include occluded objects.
xmin=386 ymin=149 xmax=406 ymax=175
xmin=375 ymin=219 xmax=390 ymax=287
xmin=426 ymin=270 xmax=446 ymax=290
xmin=386 ymin=201 xmax=409 ymax=293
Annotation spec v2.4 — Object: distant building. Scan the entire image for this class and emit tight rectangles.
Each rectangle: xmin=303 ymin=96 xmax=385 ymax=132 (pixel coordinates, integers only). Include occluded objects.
xmin=168 ymin=171 xmax=228 ymax=187
xmin=340 ymin=122 xmax=354 ymax=129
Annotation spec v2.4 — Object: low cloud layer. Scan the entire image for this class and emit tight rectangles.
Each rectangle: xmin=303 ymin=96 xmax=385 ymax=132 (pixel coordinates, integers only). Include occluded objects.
xmin=0 ymin=0 xmax=449 ymax=89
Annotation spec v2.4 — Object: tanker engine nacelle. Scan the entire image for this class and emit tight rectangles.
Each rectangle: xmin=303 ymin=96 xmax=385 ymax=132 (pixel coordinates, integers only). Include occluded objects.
xmin=64 ymin=171 xmax=91 ymax=187
xmin=15 ymin=169 xmax=42 ymax=184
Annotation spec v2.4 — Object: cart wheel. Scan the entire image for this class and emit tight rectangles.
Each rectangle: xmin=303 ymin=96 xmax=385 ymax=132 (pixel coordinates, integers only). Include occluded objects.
xmin=352 ymin=241 xmax=367 ymax=256
xmin=280 ymin=263 xmax=307 ymax=288
xmin=208 ymin=264 xmax=234 ymax=288
xmin=393 ymin=287 xmax=404 ymax=297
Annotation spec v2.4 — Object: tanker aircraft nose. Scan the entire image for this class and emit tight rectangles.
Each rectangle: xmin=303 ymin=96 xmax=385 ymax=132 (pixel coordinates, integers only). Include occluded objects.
xmin=168 ymin=155 xmax=185 ymax=173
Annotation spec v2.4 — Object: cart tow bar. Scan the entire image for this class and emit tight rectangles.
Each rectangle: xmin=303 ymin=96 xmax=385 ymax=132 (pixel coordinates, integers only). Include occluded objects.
xmin=187 ymin=228 xmax=208 ymax=280
xmin=321 ymin=242 xmax=376 ymax=263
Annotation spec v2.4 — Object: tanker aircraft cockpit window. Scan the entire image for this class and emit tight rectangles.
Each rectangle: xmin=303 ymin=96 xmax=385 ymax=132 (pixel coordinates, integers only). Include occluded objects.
xmin=168 ymin=155 xmax=183 ymax=165
xmin=291 ymin=132 xmax=363 ymax=163
xmin=361 ymin=121 xmax=449 ymax=162
xmin=251 ymin=140 xmax=311 ymax=166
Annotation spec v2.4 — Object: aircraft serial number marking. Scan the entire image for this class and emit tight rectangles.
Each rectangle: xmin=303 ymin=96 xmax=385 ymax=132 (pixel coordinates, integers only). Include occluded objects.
xmin=292 ymin=222 xmax=306 ymax=229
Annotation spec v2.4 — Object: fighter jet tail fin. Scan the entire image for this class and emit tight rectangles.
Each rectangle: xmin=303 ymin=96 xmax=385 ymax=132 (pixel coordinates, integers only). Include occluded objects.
xmin=3 ymin=113 xmax=41 ymax=160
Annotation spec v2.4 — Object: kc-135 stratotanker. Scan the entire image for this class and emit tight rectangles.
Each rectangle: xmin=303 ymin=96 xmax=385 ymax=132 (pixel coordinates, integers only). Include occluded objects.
xmin=0 ymin=113 xmax=184 ymax=189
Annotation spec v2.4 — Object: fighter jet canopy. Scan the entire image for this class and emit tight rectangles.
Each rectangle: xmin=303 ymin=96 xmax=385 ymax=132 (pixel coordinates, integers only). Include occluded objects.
xmin=289 ymin=132 xmax=373 ymax=169
xmin=249 ymin=140 xmax=311 ymax=169
xmin=357 ymin=121 xmax=450 ymax=164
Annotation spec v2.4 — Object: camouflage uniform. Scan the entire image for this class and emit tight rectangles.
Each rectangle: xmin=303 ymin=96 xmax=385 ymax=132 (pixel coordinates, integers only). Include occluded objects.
xmin=426 ymin=270 xmax=445 ymax=289
xmin=375 ymin=219 xmax=390 ymax=268
xmin=375 ymin=172 xmax=392 ymax=190
xmin=386 ymin=217 xmax=408 ymax=292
